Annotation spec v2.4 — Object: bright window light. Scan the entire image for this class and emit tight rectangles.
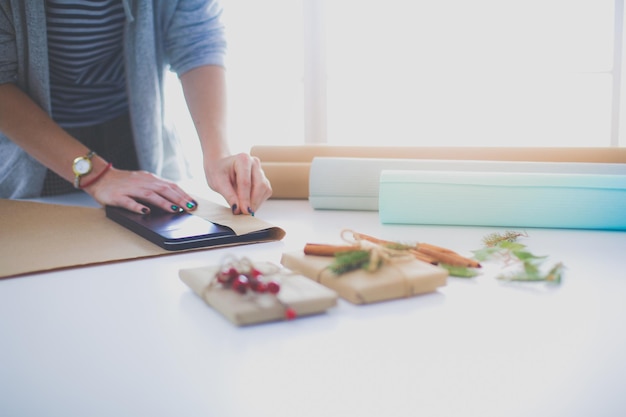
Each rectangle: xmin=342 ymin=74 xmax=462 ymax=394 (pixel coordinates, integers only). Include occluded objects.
xmin=166 ymin=0 xmax=624 ymax=164
xmin=325 ymin=0 xmax=617 ymax=147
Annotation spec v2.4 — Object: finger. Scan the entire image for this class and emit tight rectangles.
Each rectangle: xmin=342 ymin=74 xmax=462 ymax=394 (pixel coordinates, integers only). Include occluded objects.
xmin=214 ymin=178 xmax=241 ymax=215
xmin=248 ymin=157 xmax=272 ymax=212
xmin=90 ymin=169 xmax=198 ymax=214
xmin=108 ymin=195 xmax=152 ymax=215
xmin=135 ymin=176 xmax=198 ymax=214
xmin=232 ymin=154 xmax=254 ymax=215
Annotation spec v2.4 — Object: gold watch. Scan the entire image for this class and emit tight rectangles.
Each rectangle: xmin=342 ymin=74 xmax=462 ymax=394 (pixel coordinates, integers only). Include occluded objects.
xmin=72 ymin=151 xmax=96 ymax=189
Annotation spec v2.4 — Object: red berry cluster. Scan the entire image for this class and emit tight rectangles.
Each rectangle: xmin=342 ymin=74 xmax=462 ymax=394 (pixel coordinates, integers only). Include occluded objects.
xmin=214 ymin=263 xmax=297 ymax=320
xmin=216 ymin=266 xmax=281 ymax=295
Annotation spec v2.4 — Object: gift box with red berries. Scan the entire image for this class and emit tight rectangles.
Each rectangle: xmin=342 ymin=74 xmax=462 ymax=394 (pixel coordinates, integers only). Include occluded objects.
xmin=280 ymin=251 xmax=448 ymax=305
xmin=179 ymin=259 xmax=338 ymax=326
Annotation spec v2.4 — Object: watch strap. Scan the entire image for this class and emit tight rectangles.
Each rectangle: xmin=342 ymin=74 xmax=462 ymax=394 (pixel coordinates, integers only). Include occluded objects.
xmin=73 ymin=150 xmax=96 ymax=189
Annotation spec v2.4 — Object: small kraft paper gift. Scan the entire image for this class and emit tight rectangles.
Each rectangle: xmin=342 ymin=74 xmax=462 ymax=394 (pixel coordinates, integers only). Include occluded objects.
xmin=179 ymin=257 xmax=338 ymax=326
xmin=280 ymin=230 xmax=453 ymax=305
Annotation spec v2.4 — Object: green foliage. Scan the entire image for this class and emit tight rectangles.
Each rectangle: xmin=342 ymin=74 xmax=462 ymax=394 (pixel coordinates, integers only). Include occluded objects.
xmin=482 ymin=231 xmax=527 ymax=247
xmin=472 ymin=230 xmax=564 ymax=284
xmin=471 ymin=246 xmax=502 ymax=262
xmin=440 ymin=263 xmax=480 ymax=278
xmin=329 ymin=250 xmax=376 ymax=274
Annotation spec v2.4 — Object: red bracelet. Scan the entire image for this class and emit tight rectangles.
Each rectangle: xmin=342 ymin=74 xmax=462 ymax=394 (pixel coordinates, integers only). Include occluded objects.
xmin=80 ymin=162 xmax=113 ymax=189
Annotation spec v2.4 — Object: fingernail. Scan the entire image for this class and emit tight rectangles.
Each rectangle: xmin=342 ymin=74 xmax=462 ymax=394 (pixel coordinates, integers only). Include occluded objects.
xmin=248 ymin=207 xmax=255 ymax=216
xmin=231 ymin=204 xmax=238 ymax=214
xmin=141 ymin=207 xmax=149 ymax=214
xmin=186 ymin=201 xmax=196 ymax=210
xmin=171 ymin=205 xmax=179 ymax=212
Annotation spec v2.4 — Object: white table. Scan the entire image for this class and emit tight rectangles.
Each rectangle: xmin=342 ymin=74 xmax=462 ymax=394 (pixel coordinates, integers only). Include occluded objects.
xmin=1 ymin=195 xmax=626 ymax=417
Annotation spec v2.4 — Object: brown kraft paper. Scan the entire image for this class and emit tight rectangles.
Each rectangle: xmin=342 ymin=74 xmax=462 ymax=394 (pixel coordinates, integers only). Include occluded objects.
xmin=251 ymin=145 xmax=626 ymax=199
xmin=280 ymin=251 xmax=448 ymax=305
xmin=0 ymin=198 xmax=285 ymax=279
xmin=179 ymin=262 xmax=338 ymax=326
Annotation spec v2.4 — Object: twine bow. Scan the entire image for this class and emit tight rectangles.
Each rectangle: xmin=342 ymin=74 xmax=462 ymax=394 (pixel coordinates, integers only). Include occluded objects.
xmin=338 ymin=229 xmax=415 ymax=272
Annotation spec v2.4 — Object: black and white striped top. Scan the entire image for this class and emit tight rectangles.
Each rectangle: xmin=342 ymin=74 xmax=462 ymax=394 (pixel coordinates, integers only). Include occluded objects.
xmin=46 ymin=0 xmax=128 ymax=127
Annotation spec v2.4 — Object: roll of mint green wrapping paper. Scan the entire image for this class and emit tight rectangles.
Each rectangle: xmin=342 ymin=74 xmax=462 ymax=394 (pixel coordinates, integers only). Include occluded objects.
xmin=379 ymin=170 xmax=626 ymax=230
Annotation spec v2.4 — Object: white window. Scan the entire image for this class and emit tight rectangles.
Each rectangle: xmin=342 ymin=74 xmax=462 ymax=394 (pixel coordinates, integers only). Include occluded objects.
xmin=167 ymin=0 xmax=625 ymax=175
xmin=324 ymin=0 xmax=620 ymax=148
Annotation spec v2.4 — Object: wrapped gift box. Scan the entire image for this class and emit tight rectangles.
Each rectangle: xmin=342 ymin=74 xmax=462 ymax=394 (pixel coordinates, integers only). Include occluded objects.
xmin=379 ymin=170 xmax=626 ymax=230
xmin=280 ymin=252 xmax=448 ymax=305
xmin=179 ymin=262 xmax=338 ymax=326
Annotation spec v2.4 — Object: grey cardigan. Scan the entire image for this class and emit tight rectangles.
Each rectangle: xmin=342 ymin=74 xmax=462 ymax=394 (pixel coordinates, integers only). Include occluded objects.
xmin=0 ymin=0 xmax=226 ymax=198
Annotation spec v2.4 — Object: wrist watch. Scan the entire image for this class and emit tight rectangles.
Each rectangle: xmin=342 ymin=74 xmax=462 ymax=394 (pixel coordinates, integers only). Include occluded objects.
xmin=72 ymin=150 xmax=96 ymax=189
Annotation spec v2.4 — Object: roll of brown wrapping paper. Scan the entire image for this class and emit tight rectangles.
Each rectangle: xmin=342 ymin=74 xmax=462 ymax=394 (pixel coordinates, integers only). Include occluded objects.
xmin=251 ymin=145 xmax=626 ymax=199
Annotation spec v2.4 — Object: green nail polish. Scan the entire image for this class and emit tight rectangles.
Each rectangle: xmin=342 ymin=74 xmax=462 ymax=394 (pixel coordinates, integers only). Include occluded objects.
xmin=186 ymin=201 xmax=195 ymax=209
xmin=171 ymin=205 xmax=179 ymax=212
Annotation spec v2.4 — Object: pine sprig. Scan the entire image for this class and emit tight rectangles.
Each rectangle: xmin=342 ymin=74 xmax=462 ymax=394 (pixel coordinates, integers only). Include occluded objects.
xmin=482 ymin=230 xmax=527 ymax=247
xmin=329 ymin=250 xmax=377 ymax=274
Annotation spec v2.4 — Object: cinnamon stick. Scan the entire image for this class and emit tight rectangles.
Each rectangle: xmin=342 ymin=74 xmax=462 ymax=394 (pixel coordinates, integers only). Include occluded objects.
xmin=305 ymin=231 xmax=481 ymax=268
xmin=304 ymin=243 xmax=356 ymax=257
xmin=416 ymin=245 xmax=481 ymax=268
xmin=417 ymin=242 xmax=459 ymax=255
xmin=409 ymin=249 xmax=438 ymax=265
xmin=354 ymin=231 xmax=480 ymax=268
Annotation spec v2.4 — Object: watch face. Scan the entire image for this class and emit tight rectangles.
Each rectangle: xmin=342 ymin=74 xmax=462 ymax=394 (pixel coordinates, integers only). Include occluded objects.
xmin=74 ymin=158 xmax=92 ymax=175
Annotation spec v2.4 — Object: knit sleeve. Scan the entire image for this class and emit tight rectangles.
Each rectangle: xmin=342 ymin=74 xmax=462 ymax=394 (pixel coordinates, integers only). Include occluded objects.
xmin=164 ymin=0 xmax=227 ymax=76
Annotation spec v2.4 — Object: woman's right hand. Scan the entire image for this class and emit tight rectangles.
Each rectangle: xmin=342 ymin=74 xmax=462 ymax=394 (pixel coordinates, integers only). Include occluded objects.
xmin=84 ymin=166 xmax=198 ymax=215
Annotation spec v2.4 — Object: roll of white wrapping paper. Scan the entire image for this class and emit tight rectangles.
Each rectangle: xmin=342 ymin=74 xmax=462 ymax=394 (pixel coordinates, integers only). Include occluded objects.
xmin=308 ymin=157 xmax=626 ymax=213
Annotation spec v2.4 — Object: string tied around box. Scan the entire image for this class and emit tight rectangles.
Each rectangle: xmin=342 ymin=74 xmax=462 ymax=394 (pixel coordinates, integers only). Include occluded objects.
xmin=304 ymin=230 xmax=427 ymax=302
xmin=316 ymin=230 xmax=417 ymax=302
xmin=206 ymin=255 xmax=298 ymax=320
xmin=330 ymin=229 xmax=416 ymax=274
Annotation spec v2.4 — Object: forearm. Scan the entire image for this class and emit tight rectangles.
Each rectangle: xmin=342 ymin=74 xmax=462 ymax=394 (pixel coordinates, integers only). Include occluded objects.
xmin=179 ymin=65 xmax=271 ymax=213
xmin=179 ymin=65 xmax=230 ymax=164
xmin=0 ymin=83 xmax=108 ymax=184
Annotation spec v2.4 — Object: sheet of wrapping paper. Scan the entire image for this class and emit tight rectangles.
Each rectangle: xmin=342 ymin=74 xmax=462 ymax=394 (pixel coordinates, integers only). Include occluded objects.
xmin=0 ymin=198 xmax=285 ymax=279
xmin=280 ymin=251 xmax=448 ymax=305
xmin=179 ymin=262 xmax=338 ymax=325
xmin=191 ymin=197 xmax=283 ymax=236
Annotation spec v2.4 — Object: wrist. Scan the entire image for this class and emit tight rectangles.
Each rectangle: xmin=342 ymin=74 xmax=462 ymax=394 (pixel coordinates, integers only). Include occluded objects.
xmin=80 ymin=160 xmax=113 ymax=189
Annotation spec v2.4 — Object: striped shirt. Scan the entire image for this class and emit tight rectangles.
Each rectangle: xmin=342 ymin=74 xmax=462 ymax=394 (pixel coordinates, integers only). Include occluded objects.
xmin=46 ymin=0 xmax=128 ymax=127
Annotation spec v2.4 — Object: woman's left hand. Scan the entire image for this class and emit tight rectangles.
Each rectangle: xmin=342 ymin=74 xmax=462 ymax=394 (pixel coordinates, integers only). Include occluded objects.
xmin=204 ymin=152 xmax=272 ymax=215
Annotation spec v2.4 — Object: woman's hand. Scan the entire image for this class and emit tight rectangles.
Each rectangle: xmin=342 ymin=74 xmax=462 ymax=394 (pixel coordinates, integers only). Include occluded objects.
xmin=86 ymin=152 xmax=272 ymax=216
xmin=85 ymin=167 xmax=198 ymax=215
xmin=204 ymin=152 xmax=272 ymax=215
xmin=180 ymin=67 xmax=271 ymax=215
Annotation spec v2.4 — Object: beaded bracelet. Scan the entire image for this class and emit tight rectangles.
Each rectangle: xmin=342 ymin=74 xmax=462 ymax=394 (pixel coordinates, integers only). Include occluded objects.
xmin=80 ymin=162 xmax=113 ymax=189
